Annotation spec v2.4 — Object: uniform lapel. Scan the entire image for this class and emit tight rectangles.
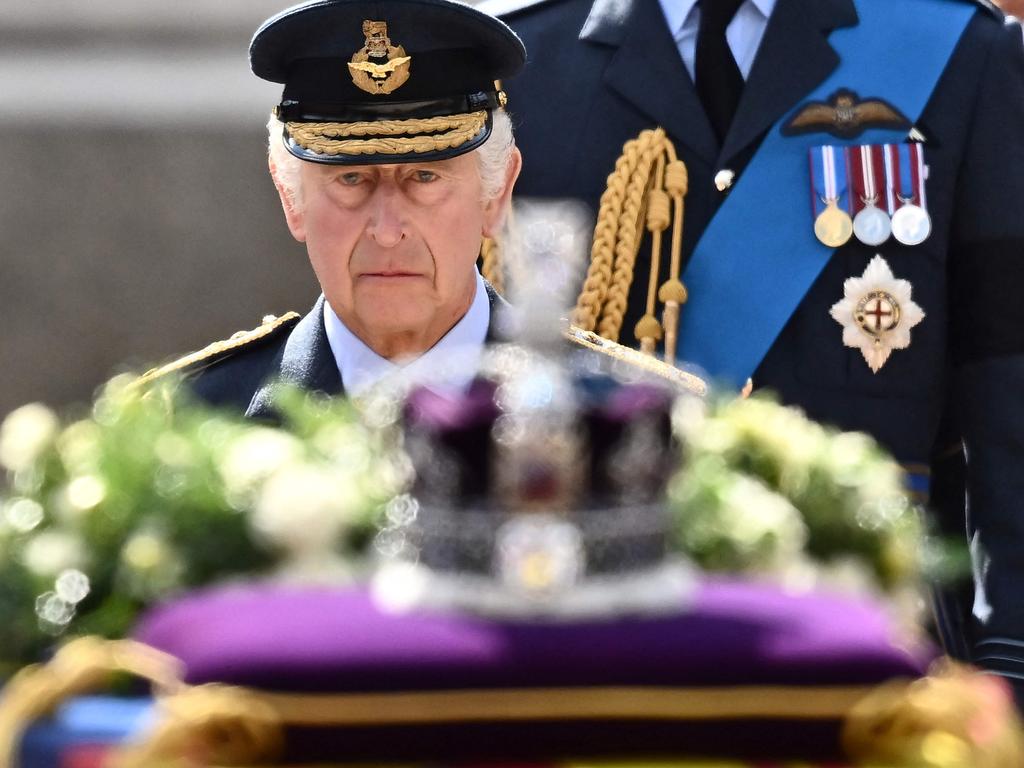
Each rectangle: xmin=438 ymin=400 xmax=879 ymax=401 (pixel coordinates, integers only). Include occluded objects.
xmin=483 ymin=279 xmax=513 ymax=342
xmin=581 ymin=0 xmax=719 ymax=164
xmin=246 ymin=296 xmax=343 ymax=419
xmin=720 ymin=0 xmax=858 ymax=165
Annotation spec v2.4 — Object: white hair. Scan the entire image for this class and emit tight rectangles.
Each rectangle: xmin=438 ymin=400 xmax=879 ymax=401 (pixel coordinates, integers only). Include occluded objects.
xmin=267 ymin=110 xmax=516 ymax=210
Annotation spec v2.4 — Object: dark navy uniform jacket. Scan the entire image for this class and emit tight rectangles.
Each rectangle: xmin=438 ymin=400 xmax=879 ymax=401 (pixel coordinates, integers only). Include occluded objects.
xmin=176 ymin=284 xmax=509 ymax=420
xmin=483 ymin=0 xmax=1024 ymax=695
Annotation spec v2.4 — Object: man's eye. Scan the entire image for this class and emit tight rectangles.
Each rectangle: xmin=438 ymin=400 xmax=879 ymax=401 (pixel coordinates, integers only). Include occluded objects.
xmin=413 ymin=170 xmax=438 ymax=183
xmin=339 ymin=172 xmax=364 ymax=186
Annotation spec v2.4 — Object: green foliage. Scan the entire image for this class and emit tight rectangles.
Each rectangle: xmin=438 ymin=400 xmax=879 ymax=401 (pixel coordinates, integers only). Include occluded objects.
xmin=0 ymin=376 xmax=403 ymax=668
xmin=669 ymin=393 xmax=954 ymax=597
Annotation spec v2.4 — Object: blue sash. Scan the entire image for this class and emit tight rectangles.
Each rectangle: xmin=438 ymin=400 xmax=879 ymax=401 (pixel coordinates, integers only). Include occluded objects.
xmin=676 ymin=0 xmax=975 ymax=388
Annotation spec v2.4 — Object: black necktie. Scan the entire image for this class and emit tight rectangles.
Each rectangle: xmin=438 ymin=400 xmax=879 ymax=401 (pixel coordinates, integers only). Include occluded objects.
xmin=695 ymin=0 xmax=746 ymax=143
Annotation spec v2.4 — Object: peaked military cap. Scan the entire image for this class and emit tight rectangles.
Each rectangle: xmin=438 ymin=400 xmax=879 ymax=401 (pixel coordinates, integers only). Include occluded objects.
xmin=251 ymin=0 xmax=525 ymax=165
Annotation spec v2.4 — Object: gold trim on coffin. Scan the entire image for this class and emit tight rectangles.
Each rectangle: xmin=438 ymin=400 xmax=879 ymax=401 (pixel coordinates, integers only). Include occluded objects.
xmin=240 ymin=683 xmax=871 ymax=724
xmin=286 ymin=111 xmax=487 ymax=157
xmin=2 ymin=637 xmax=1023 ymax=767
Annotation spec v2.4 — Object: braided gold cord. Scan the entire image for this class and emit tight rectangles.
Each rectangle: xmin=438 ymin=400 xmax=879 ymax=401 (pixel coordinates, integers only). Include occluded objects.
xmin=480 ymin=237 xmax=504 ymax=295
xmin=573 ymin=128 xmax=689 ymax=361
xmin=572 ymin=134 xmax=651 ymax=330
xmin=636 ymin=155 xmax=670 ymax=355
xmin=660 ymin=153 xmax=689 ymax=366
xmin=597 ymin=130 xmax=664 ymax=341
xmin=287 ymin=111 xmax=487 ymax=157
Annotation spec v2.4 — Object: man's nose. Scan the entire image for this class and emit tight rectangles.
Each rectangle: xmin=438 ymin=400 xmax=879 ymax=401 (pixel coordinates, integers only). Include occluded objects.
xmin=366 ymin=186 xmax=407 ymax=247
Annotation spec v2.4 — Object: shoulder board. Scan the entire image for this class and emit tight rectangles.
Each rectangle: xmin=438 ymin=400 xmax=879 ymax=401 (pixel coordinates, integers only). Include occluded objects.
xmin=564 ymin=324 xmax=708 ymax=397
xmin=135 ymin=312 xmax=301 ymax=388
xmin=478 ymin=0 xmax=566 ymax=20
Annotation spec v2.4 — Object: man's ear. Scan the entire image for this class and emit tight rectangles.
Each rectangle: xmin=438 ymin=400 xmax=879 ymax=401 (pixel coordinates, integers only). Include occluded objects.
xmin=268 ymin=155 xmax=307 ymax=243
xmin=482 ymin=146 xmax=522 ymax=238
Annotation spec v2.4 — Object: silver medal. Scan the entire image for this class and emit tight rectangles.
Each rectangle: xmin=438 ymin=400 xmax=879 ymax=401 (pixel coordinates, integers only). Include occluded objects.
xmin=891 ymin=203 xmax=931 ymax=246
xmin=853 ymin=203 xmax=892 ymax=246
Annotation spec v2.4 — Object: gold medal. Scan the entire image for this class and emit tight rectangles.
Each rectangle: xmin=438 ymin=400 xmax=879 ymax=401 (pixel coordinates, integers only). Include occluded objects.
xmin=814 ymin=199 xmax=854 ymax=248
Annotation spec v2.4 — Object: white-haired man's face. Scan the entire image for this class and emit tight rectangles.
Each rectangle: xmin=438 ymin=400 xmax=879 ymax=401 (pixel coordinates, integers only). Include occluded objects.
xmin=273 ymin=146 xmax=520 ymax=360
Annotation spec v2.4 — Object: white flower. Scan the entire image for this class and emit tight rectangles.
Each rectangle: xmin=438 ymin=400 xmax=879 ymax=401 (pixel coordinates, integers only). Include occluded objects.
xmin=23 ymin=531 xmax=86 ymax=577
xmin=65 ymin=475 xmax=107 ymax=512
xmin=0 ymin=403 xmax=59 ymax=472
xmin=670 ymin=394 xmax=707 ymax=437
xmin=251 ymin=464 xmax=360 ymax=556
xmin=56 ymin=420 xmax=101 ymax=474
xmin=719 ymin=476 xmax=808 ymax=562
xmin=154 ymin=432 xmax=195 ymax=467
xmin=122 ymin=531 xmax=173 ymax=572
xmin=830 ymin=255 xmax=925 ymax=373
xmin=120 ymin=531 xmax=184 ymax=598
xmin=55 ymin=568 xmax=91 ymax=604
xmin=5 ymin=497 xmax=45 ymax=532
xmin=219 ymin=429 xmax=304 ymax=496
xmin=35 ymin=591 xmax=75 ymax=629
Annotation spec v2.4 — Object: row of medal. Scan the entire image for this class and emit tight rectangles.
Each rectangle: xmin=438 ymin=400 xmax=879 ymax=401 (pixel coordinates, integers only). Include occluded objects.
xmin=810 ymin=143 xmax=932 ymax=248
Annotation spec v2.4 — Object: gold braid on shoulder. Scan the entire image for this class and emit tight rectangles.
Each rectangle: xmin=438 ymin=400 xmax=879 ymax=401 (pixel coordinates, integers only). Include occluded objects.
xmin=571 ymin=128 xmax=689 ymax=366
xmin=132 ymin=312 xmax=301 ymax=391
xmin=480 ymin=237 xmax=504 ymax=295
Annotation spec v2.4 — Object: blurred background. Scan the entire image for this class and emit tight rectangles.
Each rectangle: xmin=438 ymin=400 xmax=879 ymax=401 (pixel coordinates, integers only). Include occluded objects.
xmin=0 ymin=0 xmax=318 ymax=415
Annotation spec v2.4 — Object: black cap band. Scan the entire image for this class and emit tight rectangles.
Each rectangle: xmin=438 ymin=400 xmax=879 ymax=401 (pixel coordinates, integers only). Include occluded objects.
xmin=276 ymin=91 xmax=502 ymax=123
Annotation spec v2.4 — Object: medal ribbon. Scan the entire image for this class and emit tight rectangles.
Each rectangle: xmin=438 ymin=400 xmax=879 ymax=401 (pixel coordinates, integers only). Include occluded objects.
xmin=913 ymin=143 xmax=928 ymax=210
xmin=895 ymin=143 xmax=917 ymax=206
xmin=883 ymin=144 xmax=898 ymax=214
xmin=676 ymin=0 xmax=975 ymax=388
xmin=860 ymin=145 xmax=878 ymax=208
xmin=810 ymin=146 xmax=850 ymax=218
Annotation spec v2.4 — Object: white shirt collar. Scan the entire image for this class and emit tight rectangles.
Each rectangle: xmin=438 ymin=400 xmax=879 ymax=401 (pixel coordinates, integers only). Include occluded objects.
xmin=323 ymin=270 xmax=491 ymax=397
xmin=663 ymin=0 xmax=699 ymax=39
xmin=748 ymin=0 xmax=776 ymax=20
xmin=661 ymin=0 xmax=777 ymax=39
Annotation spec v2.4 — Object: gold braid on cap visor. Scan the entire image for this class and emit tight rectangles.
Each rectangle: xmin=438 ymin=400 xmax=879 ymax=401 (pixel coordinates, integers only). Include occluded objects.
xmin=286 ymin=110 xmax=487 ymax=156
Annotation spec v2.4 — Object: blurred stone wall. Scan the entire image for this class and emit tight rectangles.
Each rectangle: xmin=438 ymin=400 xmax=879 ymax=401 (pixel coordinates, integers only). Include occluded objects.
xmin=0 ymin=1 xmax=318 ymax=415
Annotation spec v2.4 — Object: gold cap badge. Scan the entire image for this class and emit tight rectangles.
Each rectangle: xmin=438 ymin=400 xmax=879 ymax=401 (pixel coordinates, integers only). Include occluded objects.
xmin=348 ymin=20 xmax=412 ymax=95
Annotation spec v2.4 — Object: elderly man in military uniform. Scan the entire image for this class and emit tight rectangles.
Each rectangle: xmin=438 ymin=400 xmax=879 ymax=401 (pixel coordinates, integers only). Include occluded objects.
xmin=142 ymin=0 xmax=524 ymax=416
xmin=485 ymin=0 xmax=1024 ymax=701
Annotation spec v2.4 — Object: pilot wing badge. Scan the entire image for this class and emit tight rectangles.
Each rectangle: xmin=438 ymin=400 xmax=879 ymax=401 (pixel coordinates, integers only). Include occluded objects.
xmin=348 ymin=20 xmax=412 ymax=95
xmin=783 ymin=89 xmax=910 ymax=140
xmin=830 ymin=255 xmax=924 ymax=373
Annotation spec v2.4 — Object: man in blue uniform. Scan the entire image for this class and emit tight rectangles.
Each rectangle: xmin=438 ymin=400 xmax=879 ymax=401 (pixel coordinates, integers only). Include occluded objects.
xmin=484 ymin=0 xmax=1024 ymax=699
xmin=141 ymin=0 xmax=525 ymax=416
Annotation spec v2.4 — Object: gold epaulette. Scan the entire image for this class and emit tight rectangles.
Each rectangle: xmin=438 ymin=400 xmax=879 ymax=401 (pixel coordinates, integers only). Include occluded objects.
xmin=564 ymin=324 xmax=708 ymax=397
xmin=135 ymin=312 xmax=301 ymax=387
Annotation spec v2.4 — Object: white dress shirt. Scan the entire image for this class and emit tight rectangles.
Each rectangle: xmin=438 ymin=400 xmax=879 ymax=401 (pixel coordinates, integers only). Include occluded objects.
xmin=658 ymin=0 xmax=778 ymax=81
xmin=323 ymin=270 xmax=491 ymax=396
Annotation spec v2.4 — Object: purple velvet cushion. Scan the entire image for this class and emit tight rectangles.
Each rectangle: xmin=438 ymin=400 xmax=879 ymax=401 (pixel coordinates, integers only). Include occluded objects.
xmin=136 ymin=579 xmax=928 ymax=692
xmin=133 ymin=580 xmax=932 ymax=762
